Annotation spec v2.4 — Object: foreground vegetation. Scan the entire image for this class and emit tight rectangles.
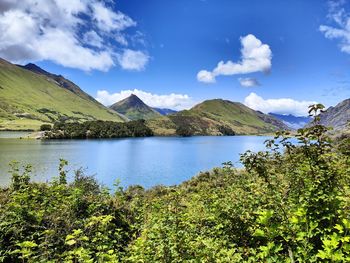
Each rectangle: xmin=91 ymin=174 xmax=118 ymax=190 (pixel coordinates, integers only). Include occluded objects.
xmin=0 ymin=105 xmax=349 ymax=262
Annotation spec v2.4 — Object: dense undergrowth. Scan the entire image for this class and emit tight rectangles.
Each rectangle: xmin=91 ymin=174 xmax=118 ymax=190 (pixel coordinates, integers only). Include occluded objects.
xmin=0 ymin=105 xmax=349 ymax=262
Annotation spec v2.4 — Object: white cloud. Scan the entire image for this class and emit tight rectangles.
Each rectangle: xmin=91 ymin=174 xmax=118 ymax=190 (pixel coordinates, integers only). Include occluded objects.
xmin=0 ymin=0 xmax=147 ymax=71
xmin=96 ymin=89 xmax=194 ymax=110
xmin=115 ymin=34 xmax=128 ymax=46
xmin=244 ymin=93 xmax=316 ymax=116
xmin=117 ymin=49 xmax=149 ymax=71
xmin=320 ymin=0 xmax=350 ymax=54
xmin=91 ymin=1 xmax=136 ymax=32
xmin=197 ymin=70 xmax=216 ymax=83
xmin=239 ymin=77 xmax=260 ymax=87
xmin=83 ymin=31 xmax=103 ymax=48
xmin=197 ymin=34 xmax=272 ymax=83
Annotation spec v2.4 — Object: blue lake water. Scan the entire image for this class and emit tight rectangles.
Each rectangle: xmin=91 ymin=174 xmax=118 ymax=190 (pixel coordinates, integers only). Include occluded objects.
xmin=0 ymin=133 xmax=272 ymax=189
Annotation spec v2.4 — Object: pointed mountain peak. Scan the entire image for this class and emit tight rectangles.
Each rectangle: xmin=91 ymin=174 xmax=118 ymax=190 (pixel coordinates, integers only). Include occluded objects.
xmin=128 ymin=94 xmax=144 ymax=103
xmin=110 ymin=94 xmax=161 ymax=120
xmin=113 ymin=94 xmax=147 ymax=108
xmin=21 ymin=63 xmax=49 ymax=75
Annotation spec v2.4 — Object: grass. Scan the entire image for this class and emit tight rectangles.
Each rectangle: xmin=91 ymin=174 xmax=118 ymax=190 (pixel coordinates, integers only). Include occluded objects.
xmin=0 ymin=119 xmax=46 ymax=131
xmin=0 ymin=59 xmax=124 ymax=130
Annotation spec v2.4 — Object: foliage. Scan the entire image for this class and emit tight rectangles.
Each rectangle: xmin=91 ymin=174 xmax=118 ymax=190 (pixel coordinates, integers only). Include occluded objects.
xmin=0 ymin=104 xmax=349 ymax=262
xmin=175 ymin=125 xmax=194 ymax=137
xmin=47 ymin=119 xmax=153 ymax=139
xmin=0 ymin=161 xmax=132 ymax=262
xmin=40 ymin=124 xmax=52 ymax=131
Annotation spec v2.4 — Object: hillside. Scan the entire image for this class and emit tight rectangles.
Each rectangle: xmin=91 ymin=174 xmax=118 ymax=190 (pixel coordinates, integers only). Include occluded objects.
xmin=318 ymin=98 xmax=350 ymax=130
xmin=269 ymin=113 xmax=312 ymax=129
xmin=0 ymin=58 xmax=125 ymax=130
xmin=110 ymin=94 xmax=162 ymax=120
xmin=19 ymin=63 xmax=99 ymax=105
xmin=147 ymin=99 xmax=289 ymax=135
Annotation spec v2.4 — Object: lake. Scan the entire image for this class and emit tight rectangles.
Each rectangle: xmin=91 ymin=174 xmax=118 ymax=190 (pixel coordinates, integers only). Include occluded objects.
xmin=0 ymin=132 xmax=271 ymax=189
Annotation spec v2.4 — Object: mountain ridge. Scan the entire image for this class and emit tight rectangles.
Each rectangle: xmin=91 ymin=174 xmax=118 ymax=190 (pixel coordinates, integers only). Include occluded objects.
xmin=19 ymin=63 xmax=101 ymax=105
xmin=318 ymin=98 xmax=350 ymax=130
xmin=146 ymin=98 xmax=289 ymax=136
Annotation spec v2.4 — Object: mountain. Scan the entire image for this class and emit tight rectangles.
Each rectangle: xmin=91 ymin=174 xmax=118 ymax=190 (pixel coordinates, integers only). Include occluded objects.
xmin=318 ymin=98 xmax=350 ymax=130
xmin=19 ymin=63 xmax=98 ymax=104
xmin=269 ymin=113 xmax=312 ymax=129
xmin=110 ymin=94 xmax=162 ymax=120
xmin=0 ymin=58 xmax=125 ymax=130
xmin=146 ymin=99 xmax=289 ymax=136
xmin=153 ymin=108 xmax=177 ymax=115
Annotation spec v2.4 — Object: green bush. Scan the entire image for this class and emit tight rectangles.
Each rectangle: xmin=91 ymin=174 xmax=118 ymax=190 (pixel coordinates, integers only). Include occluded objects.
xmin=48 ymin=119 xmax=153 ymax=139
xmin=175 ymin=126 xmax=194 ymax=137
xmin=40 ymin=124 xmax=52 ymax=131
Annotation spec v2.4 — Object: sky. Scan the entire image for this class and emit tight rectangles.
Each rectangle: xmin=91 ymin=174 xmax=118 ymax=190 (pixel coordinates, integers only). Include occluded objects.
xmin=0 ymin=0 xmax=350 ymax=116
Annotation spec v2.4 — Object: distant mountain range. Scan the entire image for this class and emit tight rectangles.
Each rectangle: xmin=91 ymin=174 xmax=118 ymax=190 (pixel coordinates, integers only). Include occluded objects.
xmin=153 ymin=108 xmax=177 ymax=115
xmin=1 ymin=57 xmax=349 ymax=134
xmin=269 ymin=113 xmax=312 ymax=129
xmin=0 ymin=58 xmax=124 ymax=130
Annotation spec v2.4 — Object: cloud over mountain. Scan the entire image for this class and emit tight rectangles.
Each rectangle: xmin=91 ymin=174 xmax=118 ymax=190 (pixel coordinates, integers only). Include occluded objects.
xmin=96 ymin=89 xmax=194 ymax=110
xmin=244 ymin=92 xmax=316 ymax=116
xmin=197 ymin=34 xmax=272 ymax=83
xmin=0 ymin=0 xmax=149 ymax=71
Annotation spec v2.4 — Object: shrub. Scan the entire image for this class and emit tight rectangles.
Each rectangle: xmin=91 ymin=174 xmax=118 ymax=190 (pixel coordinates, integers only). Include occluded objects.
xmin=40 ymin=124 xmax=52 ymax=131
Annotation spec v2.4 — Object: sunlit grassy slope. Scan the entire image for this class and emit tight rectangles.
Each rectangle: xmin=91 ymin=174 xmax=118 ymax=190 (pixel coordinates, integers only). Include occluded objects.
xmin=0 ymin=58 xmax=124 ymax=130
xmin=147 ymin=99 xmax=288 ymax=135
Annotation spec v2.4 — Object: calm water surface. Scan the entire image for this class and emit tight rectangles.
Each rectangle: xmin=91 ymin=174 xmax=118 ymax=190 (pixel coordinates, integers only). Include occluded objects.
xmin=0 ymin=132 xmax=271 ymax=189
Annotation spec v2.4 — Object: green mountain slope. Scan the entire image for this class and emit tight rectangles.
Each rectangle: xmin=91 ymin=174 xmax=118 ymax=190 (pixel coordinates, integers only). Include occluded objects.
xmin=147 ymin=99 xmax=289 ymax=135
xmin=0 ymin=58 xmax=124 ymax=130
xmin=110 ymin=94 xmax=162 ymax=120
xmin=19 ymin=63 xmax=100 ymax=105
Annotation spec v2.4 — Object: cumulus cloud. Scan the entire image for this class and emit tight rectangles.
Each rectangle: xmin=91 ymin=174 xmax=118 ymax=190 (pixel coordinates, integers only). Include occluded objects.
xmin=83 ymin=31 xmax=104 ymax=48
xmin=0 ymin=0 xmax=149 ymax=71
xmin=320 ymin=0 xmax=350 ymax=54
xmin=197 ymin=70 xmax=216 ymax=83
xmin=239 ymin=77 xmax=260 ymax=87
xmin=96 ymin=89 xmax=194 ymax=110
xmin=91 ymin=1 xmax=136 ymax=32
xmin=197 ymin=34 xmax=272 ymax=83
xmin=244 ymin=93 xmax=316 ymax=116
xmin=117 ymin=49 xmax=150 ymax=71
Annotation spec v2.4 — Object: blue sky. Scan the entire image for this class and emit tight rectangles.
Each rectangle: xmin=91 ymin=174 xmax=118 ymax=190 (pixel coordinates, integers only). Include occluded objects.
xmin=1 ymin=0 xmax=350 ymax=115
